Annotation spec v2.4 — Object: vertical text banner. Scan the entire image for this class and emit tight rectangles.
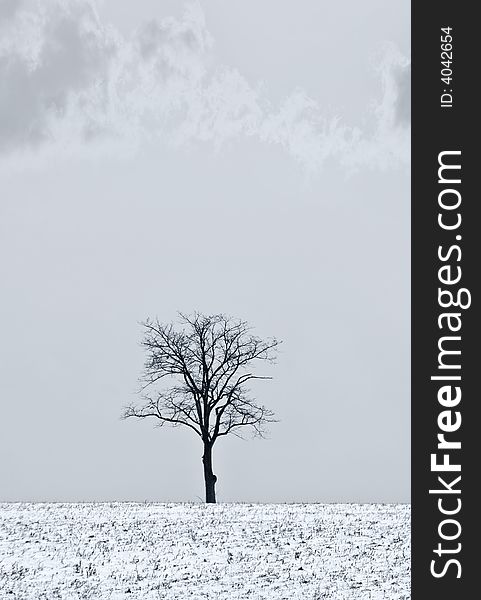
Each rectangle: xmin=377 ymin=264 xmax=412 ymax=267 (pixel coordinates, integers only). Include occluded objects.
xmin=412 ymin=1 xmax=478 ymax=597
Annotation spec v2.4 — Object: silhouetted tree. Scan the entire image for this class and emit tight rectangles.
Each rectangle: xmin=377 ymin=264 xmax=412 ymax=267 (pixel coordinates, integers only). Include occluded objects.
xmin=123 ymin=312 xmax=280 ymax=503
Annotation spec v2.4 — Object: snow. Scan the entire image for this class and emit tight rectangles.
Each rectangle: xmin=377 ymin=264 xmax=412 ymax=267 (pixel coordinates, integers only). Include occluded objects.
xmin=0 ymin=502 xmax=410 ymax=599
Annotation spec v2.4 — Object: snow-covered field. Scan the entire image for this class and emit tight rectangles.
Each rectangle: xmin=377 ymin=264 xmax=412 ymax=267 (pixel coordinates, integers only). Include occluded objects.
xmin=0 ymin=502 xmax=410 ymax=599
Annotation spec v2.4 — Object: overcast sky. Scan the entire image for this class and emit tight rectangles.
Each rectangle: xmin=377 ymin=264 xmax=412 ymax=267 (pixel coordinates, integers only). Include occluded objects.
xmin=0 ymin=0 xmax=410 ymax=503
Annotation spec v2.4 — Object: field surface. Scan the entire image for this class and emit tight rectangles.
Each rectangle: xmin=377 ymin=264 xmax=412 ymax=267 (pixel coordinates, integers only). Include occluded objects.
xmin=0 ymin=503 xmax=410 ymax=599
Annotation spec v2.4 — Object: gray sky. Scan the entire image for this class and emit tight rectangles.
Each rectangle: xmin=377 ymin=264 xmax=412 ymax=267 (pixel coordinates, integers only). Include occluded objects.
xmin=0 ymin=0 xmax=410 ymax=503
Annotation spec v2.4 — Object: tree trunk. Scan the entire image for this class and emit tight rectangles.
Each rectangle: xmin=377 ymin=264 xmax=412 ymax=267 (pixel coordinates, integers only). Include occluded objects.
xmin=202 ymin=442 xmax=217 ymax=503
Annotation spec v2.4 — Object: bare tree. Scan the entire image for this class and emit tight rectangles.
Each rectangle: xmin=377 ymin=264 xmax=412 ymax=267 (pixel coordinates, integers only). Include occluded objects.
xmin=122 ymin=312 xmax=280 ymax=503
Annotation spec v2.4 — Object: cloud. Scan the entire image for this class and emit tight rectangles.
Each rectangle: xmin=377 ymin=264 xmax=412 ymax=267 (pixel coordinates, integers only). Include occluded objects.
xmin=0 ymin=0 xmax=117 ymax=152
xmin=392 ymin=63 xmax=411 ymax=127
xmin=0 ymin=0 xmax=410 ymax=171
xmin=341 ymin=47 xmax=410 ymax=171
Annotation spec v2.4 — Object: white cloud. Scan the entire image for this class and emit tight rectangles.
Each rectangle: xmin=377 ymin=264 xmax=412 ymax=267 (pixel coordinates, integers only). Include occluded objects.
xmin=343 ymin=47 xmax=410 ymax=171
xmin=0 ymin=0 xmax=410 ymax=171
